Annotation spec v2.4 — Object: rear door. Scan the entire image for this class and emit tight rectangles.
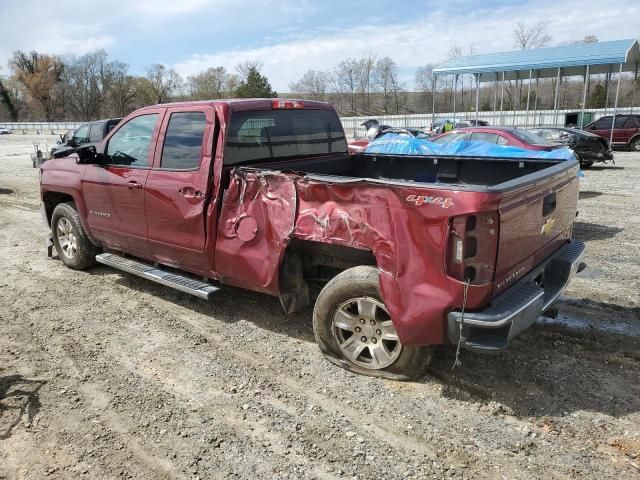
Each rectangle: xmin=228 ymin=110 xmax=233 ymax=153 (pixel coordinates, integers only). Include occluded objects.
xmin=143 ymin=106 xmax=215 ymax=274
xmin=493 ymin=165 xmax=579 ymax=294
xmin=612 ymin=116 xmax=636 ymax=144
xmin=81 ymin=110 xmax=163 ymax=254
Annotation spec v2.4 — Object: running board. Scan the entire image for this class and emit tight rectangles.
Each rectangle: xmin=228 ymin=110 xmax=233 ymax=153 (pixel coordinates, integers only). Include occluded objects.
xmin=96 ymin=252 xmax=219 ymax=300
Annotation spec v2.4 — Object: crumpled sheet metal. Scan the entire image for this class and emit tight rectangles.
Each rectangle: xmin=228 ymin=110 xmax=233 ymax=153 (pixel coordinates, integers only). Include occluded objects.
xmin=215 ymin=169 xmax=297 ymax=295
xmin=293 ymin=177 xmax=498 ymax=346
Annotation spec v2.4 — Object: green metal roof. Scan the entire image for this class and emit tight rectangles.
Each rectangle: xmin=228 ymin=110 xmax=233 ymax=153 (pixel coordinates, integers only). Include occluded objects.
xmin=433 ymin=39 xmax=640 ymax=81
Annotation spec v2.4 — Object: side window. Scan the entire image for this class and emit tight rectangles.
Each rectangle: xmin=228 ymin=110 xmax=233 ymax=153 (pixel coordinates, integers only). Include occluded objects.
xmin=622 ymin=117 xmax=636 ymax=128
xmin=496 ymin=135 xmax=509 ymax=145
xmin=594 ymin=117 xmax=612 ymax=130
xmin=105 ymin=114 xmax=158 ymax=167
xmin=160 ymin=112 xmax=207 ymax=170
xmin=89 ymin=124 xmax=103 ymax=143
xmin=469 ymin=132 xmax=499 ymax=143
xmin=432 ymin=132 xmax=466 ymax=144
xmin=72 ymin=125 xmax=89 ymax=144
xmin=614 ymin=116 xmax=630 ymax=128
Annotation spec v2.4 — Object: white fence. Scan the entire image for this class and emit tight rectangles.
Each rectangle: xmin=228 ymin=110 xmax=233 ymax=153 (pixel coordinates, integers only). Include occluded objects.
xmin=1 ymin=106 xmax=636 ymax=137
xmin=339 ymin=107 xmax=637 ymax=138
xmin=0 ymin=122 xmax=83 ymax=134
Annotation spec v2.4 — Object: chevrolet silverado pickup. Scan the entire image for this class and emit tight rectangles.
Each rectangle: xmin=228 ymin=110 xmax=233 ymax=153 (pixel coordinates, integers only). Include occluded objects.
xmin=40 ymin=99 xmax=585 ymax=380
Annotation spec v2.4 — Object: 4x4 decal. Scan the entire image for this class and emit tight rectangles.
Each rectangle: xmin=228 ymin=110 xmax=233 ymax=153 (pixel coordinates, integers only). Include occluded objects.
xmin=406 ymin=194 xmax=454 ymax=209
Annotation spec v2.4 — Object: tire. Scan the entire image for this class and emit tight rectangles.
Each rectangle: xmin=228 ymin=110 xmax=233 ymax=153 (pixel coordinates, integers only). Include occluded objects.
xmin=580 ymin=160 xmax=594 ymax=169
xmin=630 ymin=136 xmax=640 ymax=151
xmin=312 ymin=266 xmax=433 ymax=381
xmin=51 ymin=202 xmax=97 ymax=270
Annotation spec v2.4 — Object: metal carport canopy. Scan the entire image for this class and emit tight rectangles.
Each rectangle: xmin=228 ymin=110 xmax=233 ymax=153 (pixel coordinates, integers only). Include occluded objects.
xmin=433 ymin=39 xmax=640 ymax=81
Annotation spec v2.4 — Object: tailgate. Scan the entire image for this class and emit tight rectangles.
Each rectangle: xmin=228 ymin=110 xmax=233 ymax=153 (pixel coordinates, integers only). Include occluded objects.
xmin=494 ymin=164 xmax=579 ymax=294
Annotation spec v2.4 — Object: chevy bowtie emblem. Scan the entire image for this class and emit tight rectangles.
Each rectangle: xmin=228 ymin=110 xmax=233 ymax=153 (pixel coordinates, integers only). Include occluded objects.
xmin=540 ymin=217 xmax=556 ymax=235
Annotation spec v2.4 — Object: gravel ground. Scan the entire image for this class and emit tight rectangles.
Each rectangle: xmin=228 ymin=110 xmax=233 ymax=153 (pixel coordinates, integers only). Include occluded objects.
xmin=0 ymin=134 xmax=639 ymax=479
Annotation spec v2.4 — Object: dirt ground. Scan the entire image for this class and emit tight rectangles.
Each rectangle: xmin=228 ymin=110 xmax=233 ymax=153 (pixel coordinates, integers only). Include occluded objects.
xmin=0 ymin=134 xmax=639 ymax=480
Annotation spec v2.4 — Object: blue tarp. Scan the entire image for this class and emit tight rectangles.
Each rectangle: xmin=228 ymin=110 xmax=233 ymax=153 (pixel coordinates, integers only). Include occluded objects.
xmin=364 ymin=133 xmax=578 ymax=161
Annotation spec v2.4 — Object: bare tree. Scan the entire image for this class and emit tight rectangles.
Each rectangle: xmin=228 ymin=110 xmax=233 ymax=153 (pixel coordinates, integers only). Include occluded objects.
xmin=288 ymin=70 xmax=328 ymax=101
xmin=356 ymin=53 xmax=376 ymax=112
xmin=187 ymin=67 xmax=235 ymax=100
xmin=513 ymin=21 xmax=552 ymax=50
xmin=415 ymin=64 xmax=439 ymax=112
xmin=373 ymin=57 xmax=401 ymax=113
xmin=108 ymin=61 xmax=138 ymax=117
xmin=335 ymin=59 xmax=359 ymax=115
xmin=144 ymin=64 xmax=182 ymax=104
xmin=235 ymin=61 xmax=262 ymax=81
xmin=62 ymin=50 xmax=115 ymax=121
xmin=10 ymin=50 xmax=64 ymax=121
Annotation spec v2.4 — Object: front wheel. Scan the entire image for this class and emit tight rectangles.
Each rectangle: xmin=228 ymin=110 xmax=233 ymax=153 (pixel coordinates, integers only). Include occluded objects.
xmin=51 ymin=202 xmax=97 ymax=270
xmin=312 ymin=266 xmax=433 ymax=380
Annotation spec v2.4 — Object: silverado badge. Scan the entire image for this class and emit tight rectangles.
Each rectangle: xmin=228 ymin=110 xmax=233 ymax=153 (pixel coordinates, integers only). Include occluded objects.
xmin=540 ymin=217 xmax=556 ymax=235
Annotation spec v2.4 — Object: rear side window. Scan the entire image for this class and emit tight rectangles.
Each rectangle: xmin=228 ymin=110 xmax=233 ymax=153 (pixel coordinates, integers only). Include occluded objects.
xmin=161 ymin=112 xmax=207 ymax=170
xmin=89 ymin=123 xmax=103 ymax=142
xmin=432 ymin=132 xmax=466 ymax=144
xmin=614 ymin=116 xmax=630 ymax=128
xmin=469 ymin=132 xmax=498 ymax=143
xmin=224 ymin=109 xmax=347 ymax=165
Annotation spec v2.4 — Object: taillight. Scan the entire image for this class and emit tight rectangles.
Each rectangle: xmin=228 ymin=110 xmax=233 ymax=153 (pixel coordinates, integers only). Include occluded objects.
xmin=272 ymin=100 xmax=304 ymax=109
xmin=447 ymin=212 xmax=499 ymax=284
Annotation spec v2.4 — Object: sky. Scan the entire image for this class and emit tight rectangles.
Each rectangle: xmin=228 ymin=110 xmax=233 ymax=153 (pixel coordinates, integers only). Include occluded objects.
xmin=0 ymin=0 xmax=638 ymax=91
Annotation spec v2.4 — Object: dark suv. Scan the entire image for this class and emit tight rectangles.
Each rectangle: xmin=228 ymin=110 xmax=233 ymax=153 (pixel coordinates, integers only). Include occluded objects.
xmin=51 ymin=118 xmax=122 ymax=159
xmin=583 ymin=114 xmax=640 ymax=150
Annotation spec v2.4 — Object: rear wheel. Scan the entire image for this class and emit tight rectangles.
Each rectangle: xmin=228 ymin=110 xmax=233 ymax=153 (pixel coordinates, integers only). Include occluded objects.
xmin=313 ymin=266 xmax=433 ymax=380
xmin=51 ymin=202 xmax=97 ymax=270
xmin=630 ymin=136 xmax=640 ymax=151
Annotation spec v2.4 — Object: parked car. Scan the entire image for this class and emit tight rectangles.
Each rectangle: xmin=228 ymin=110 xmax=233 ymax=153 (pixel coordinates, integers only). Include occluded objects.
xmin=528 ymin=127 xmax=613 ymax=167
xmin=583 ymin=114 xmax=640 ymax=150
xmin=348 ymin=121 xmax=430 ymax=154
xmin=40 ymin=99 xmax=584 ymax=380
xmin=431 ymin=127 xmax=564 ymax=152
xmin=430 ymin=119 xmax=489 ymax=134
xmin=0 ymin=127 xmax=11 ymax=134
xmin=50 ymin=118 xmax=122 ymax=159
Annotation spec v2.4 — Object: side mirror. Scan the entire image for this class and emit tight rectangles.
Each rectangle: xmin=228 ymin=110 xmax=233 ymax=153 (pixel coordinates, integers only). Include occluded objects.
xmin=76 ymin=145 xmax=104 ymax=165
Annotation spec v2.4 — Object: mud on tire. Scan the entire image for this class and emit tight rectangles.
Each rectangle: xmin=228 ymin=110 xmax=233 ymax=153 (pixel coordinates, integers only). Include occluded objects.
xmin=51 ymin=202 xmax=98 ymax=270
xmin=312 ymin=266 xmax=433 ymax=381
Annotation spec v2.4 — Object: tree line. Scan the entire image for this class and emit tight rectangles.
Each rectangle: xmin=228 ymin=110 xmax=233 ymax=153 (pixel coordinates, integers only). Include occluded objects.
xmin=0 ymin=52 xmax=276 ymax=122
xmin=1 ymin=22 xmax=638 ymax=122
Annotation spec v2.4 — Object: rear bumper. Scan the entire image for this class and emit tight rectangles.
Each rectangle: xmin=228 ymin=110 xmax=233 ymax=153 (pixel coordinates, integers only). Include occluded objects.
xmin=446 ymin=240 xmax=585 ymax=354
xmin=583 ymin=151 xmax=614 ymax=162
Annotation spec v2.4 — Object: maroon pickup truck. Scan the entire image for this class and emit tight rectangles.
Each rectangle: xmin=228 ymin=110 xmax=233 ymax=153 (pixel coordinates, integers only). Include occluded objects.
xmin=40 ymin=99 xmax=585 ymax=379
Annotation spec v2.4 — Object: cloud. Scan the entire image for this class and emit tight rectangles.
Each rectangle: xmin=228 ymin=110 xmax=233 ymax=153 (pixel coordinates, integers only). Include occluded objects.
xmin=172 ymin=0 xmax=640 ymax=91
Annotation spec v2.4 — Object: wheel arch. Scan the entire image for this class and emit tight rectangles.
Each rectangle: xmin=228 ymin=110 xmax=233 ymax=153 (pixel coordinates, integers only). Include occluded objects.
xmin=42 ymin=190 xmax=96 ymax=244
xmin=279 ymin=239 xmax=377 ymax=314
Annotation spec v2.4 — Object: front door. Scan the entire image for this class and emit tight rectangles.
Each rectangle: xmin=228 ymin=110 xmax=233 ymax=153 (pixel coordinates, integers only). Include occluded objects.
xmin=81 ymin=110 xmax=163 ymax=254
xmin=144 ymin=107 xmax=215 ymax=274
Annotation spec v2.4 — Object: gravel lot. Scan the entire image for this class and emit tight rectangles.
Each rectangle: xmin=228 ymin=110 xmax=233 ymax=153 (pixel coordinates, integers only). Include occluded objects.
xmin=1 ymin=134 xmax=639 ymax=479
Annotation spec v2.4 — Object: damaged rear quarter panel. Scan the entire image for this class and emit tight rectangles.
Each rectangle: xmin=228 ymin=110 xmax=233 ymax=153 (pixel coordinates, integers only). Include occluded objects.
xmin=215 ymin=168 xmax=297 ymax=294
xmin=293 ymin=177 xmax=499 ymax=346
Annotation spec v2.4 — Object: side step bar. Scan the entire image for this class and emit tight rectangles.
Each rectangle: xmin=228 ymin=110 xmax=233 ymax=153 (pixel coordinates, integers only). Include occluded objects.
xmin=96 ymin=252 xmax=219 ymax=300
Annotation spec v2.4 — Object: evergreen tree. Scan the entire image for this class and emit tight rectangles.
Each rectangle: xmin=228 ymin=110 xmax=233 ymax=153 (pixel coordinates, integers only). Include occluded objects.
xmin=235 ymin=66 xmax=276 ymax=98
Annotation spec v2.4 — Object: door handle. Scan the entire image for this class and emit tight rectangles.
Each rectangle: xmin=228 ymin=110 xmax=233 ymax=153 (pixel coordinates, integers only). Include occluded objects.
xmin=127 ymin=181 xmax=142 ymax=189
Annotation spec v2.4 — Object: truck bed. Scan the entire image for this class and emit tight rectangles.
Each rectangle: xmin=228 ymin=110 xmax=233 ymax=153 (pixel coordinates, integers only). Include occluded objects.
xmin=251 ymin=152 xmax=572 ymax=190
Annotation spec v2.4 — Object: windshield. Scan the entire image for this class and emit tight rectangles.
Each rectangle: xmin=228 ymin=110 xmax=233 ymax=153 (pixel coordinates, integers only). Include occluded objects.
xmin=224 ymin=109 xmax=347 ymax=165
xmin=511 ymin=129 xmax=551 ymax=146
